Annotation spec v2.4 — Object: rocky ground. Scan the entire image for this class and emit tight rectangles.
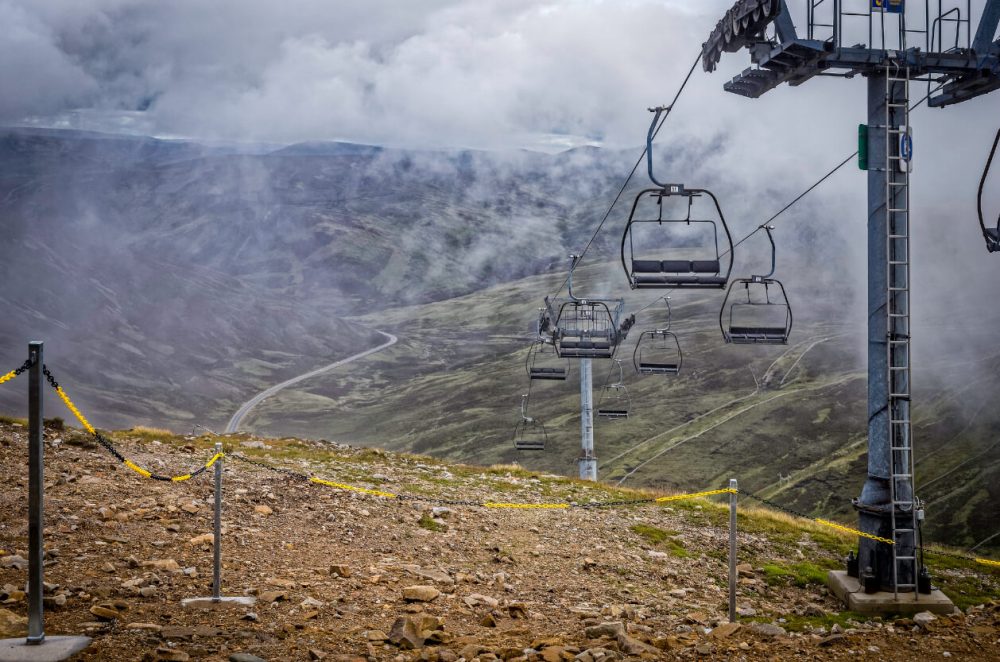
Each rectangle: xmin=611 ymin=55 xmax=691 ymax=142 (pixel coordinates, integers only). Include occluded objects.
xmin=0 ymin=420 xmax=998 ymax=661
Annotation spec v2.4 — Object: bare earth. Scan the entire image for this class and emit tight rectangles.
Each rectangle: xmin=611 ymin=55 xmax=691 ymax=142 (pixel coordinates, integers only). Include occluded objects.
xmin=0 ymin=422 xmax=997 ymax=661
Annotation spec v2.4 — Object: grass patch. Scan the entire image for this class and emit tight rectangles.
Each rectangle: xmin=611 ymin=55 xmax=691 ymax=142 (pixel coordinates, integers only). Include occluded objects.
xmin=417 ymin=513 xmax=446 ymax=533
xmin=761 ymin=561 xmax=837 ymax=588
xmin=630 ymin=524 xmax=690 ymax=558
xmin=130 ymin=425 xmax=175 ymax=438
xmin=749 ymin=611 xmax=866 ymax=633
xmin=0 ymin=415 xmax=27 ymax=426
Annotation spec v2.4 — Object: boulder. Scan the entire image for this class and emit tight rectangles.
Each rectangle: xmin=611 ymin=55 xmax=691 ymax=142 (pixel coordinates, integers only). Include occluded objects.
xmin=0 ymin=608 xmax=27 ymax=638
xmin=403 ymin=585 xmax=440 ymax=602
xmin=388 ymin=616 xmax=424 ymax=649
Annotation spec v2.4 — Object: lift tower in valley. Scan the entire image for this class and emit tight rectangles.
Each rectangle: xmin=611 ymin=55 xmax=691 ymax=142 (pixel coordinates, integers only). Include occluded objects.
xmin=703 ymin=0 xmax=1000 ymax=601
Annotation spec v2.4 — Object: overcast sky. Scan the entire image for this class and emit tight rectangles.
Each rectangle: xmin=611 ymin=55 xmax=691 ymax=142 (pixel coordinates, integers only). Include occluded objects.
xmin=0 ymin=0 xmax=991 ymax=149
xmin=0 ymin=0 xmax=996 ymax=194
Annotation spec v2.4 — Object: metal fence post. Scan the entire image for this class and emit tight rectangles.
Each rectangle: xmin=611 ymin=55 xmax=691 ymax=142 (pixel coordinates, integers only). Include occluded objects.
xmin=27 ymin=341 xmax=44 ymax=644
xmin=729 ymin=478 xmax=738 ymax=624
xmin=0 ymin=344 xmax=91 ymax=659
xmin=212 ymin=442 xmax=223 ymax=602
xmin=181 ymin=442 xmax=254 ymax=610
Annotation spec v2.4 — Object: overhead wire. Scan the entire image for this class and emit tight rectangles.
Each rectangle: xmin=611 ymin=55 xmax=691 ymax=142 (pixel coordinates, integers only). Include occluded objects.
xmin=548 ymin=52 xmax=702 ymax=301
xmin=717 ymin=83 xmax=946 ymax=260
xmin=619 ymin=83 xmax=949 ymax=326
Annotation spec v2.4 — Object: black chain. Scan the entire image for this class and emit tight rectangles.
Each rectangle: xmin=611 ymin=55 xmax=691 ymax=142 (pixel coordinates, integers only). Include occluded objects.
xmin=925 ymin=548 xmax=999 ymax=566
xmin=740 ymin=487 xmax=816 ymax=521
xmin=42 ymin=365 xmax=59 ymax=389
xmin=229 ymin=453 xmax=310 ymax=482
xmin=13 ymin=358 xmax=34 ymax=376
xmin=396 ymin=494 xmax=486 ymax=508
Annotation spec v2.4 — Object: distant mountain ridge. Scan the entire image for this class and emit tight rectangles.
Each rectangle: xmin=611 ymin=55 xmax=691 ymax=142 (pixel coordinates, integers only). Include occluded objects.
xmin=0 ymin=127 xmax=996 ymax=553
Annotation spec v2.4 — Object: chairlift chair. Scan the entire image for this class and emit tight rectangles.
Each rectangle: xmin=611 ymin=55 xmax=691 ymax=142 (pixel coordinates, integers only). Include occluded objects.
xmin=720 ymin=225 xmax=793 ymax=345
xmin=979 ymin=128 xmax=999 ymax=253
xmin=540 ymin=257 xmax=635 ymax=360
xmin=633 ymin=298 xmax=683 ymax=375
xmin=597 ymin=360 xmax=632 ymax=420
xmin=526 ymin=338 xmax=569 ymax=381
xmin=620 ymin=107 xmax=735 ymax=290
xmin=512 ymin=394 xmax=547 ymax=451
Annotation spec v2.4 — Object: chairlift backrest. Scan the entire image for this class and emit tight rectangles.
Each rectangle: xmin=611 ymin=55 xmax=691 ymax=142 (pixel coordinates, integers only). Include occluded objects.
xmin=526 ymin=340 xmax=569 ymax=381
xmin=621 ymin=186 xmax=735 ymax=289
xmin=719 ymin=226 xmax=793 ymax=345
xmin=513 ymin=394 xmax=547 ymax=451
xmin=633 ymin=328 xmax=683 ymax=375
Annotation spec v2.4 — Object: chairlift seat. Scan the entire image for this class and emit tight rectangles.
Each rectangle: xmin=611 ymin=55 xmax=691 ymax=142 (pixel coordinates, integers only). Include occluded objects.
xmin=726 ymin=326 xmax=789 ymax=344
xmin=630 ymin=259 xmax=727 ymax=289
xmin=559 ymin=347 xmax=615 ymax=359
xmin=558 ymin=336 xmax=614 ymax=358
xmin=514 ymin=440 xmax=546 ymax=451
xmin=597 ymin=409 xmax=629 ymax=419
xmin=529 ymin=367 xmax=568 ymax=380
xmin=638 ymin=362 xmax=680 ymax=375
xmin=987 ymin=228 xmax=1000 ymax=252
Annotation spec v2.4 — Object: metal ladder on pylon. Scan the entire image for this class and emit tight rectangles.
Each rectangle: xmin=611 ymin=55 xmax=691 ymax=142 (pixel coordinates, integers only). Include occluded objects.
xmin=884 ymin=62 xmax=918 ymax=599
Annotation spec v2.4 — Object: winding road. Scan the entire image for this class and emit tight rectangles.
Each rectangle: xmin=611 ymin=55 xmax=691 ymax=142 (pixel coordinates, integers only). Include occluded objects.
xmin=225 ymin=330 xmax=398 ymax=433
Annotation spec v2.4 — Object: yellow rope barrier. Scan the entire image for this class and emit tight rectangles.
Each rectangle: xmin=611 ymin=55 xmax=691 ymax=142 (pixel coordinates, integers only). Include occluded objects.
xmin=814 ymin=519 xmax=896 ymax=545
xmin=656 ymin=487 xmax=737 ymax=503
xmin=55 ymin=386 xmax=96 ymax=435
xmin=0 ymin=370 xmax=19 ymax=386
xmin=55 ymin=382 xmax=222 ymax=482
xmin=484 ymin=502 xmax=570 ymax=510
xmin=309 ymin=477 xmax=398 ymax=499
xmin=976 ymin=558 xmax=1000 ymax=568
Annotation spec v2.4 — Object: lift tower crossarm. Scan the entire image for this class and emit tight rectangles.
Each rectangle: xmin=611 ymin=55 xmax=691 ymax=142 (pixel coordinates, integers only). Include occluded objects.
xmin=973 ymin=0 xmax=1000 ymax=55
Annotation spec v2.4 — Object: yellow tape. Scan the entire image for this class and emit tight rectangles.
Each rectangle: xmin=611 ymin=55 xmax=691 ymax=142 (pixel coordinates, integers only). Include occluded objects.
xmin=124 ymin=459 xmax=152 ymax=479
xmin=0 ymin=370 xmax=18 ymax=386
xmin=484 ymin=502 xmax=570 ymax=509
xmin=55 ymin=386 xmax=96 ymax=435
xmin=814 ymin=519 xmax=895 ymax=545
xmin=656 ymin=488 xmax=737 ymax=503
xmin=309 ymin=477 xmax=397 ymax=499
xmin=976 ymin=558 xmax=1000 ymax=568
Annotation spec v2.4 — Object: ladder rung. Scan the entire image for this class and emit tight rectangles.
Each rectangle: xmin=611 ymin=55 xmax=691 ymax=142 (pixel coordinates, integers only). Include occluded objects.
xmin=892 ymin=474 xmax=913 ymax=479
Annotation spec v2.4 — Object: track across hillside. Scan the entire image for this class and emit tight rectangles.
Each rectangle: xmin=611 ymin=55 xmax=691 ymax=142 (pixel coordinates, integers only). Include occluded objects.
xmin=225 ymin=330 xmax=398 ymax=433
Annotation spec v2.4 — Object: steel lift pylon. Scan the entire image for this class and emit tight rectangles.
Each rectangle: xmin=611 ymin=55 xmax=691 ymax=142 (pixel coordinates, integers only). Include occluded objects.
xmin=703 ymin=0 xmax=1000 ymax=598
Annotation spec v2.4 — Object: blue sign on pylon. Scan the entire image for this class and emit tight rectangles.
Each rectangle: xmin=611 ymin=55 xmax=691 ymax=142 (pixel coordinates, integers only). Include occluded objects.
xmin=872 ymin=0 xmax=904 ymax=13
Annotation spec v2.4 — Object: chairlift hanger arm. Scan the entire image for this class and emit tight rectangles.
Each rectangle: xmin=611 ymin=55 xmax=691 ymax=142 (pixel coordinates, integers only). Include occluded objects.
xmin=979 ymin=127 xmax=1000 ymax=251
xmin=646 ymin=107 xmax=671 ymax=188
xmin=758 ymin=225 xmax=777 ymax=280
